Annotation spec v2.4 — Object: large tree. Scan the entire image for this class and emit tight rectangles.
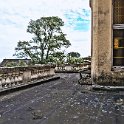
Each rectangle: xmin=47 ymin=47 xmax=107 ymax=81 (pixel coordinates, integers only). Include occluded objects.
xmin=14 ymin=16 xmax=71 ymax=64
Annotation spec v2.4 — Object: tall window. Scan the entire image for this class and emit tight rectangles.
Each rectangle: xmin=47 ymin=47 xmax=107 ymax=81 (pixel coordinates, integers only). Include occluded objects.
xmin=113 ymin=0 xmax=124 ymax=66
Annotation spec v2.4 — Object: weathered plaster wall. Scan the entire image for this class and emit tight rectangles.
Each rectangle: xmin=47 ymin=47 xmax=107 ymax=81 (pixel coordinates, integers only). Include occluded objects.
xmin=91 ymin=0 xmax=124 ymax=85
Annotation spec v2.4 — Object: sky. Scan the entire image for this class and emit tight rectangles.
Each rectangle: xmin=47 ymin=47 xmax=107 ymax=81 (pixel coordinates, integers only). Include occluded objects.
xmin=0 ymin=0 xmax=91 ymax=62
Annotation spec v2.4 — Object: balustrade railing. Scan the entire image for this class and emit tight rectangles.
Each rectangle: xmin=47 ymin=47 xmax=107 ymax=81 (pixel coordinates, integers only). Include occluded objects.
xmin=0 ymin=65 xmax=55 ymax=90
xmin=55 ymin=64 xmax=91 ymax=71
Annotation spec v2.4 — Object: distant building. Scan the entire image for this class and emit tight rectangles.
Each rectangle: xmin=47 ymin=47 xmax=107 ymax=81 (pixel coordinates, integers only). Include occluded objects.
xmin=0 ymin=59 xmax=31 ymax=67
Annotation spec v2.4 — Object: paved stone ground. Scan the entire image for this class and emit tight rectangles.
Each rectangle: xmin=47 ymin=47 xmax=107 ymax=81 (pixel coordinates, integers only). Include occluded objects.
xmin=0 ymin=73 xmax=123 ymax=124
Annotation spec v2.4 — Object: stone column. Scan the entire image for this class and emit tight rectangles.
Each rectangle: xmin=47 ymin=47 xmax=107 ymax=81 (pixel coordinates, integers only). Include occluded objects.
xmin=91 ymin=0 xmax=124 ymax=85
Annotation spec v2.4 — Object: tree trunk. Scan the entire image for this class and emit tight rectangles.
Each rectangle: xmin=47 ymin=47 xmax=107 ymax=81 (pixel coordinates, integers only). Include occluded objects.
xmin=46 ymin=48 xmax=50 ymax=60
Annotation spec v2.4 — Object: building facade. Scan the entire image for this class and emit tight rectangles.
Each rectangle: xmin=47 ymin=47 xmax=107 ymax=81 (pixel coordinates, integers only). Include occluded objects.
xmin=91 ymin=0 xmax=124 ymax=86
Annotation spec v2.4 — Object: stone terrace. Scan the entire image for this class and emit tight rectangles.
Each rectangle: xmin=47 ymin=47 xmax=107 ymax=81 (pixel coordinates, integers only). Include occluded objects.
xmin=0 ymin=73 xmax=123 ymax=124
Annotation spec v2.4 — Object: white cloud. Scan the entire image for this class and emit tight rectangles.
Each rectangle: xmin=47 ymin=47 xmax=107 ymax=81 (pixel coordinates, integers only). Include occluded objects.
xmin=63 ymin=28 xmax=91 ymax=57
xmin=0 ymin=0 xmax=91 ymax=61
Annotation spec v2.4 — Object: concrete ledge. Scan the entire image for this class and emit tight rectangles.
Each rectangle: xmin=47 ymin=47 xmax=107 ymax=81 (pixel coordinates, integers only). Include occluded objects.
xmin=55 ymin=70 xmax=79 ymax=73
xmin=0 ymin=76 xmax=60 ymax=96
xmin=92 ymin=85 xmax=124 ymax=91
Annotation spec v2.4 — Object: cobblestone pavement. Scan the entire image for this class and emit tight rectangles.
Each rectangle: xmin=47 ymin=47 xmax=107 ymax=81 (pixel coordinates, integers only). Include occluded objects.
xmin=0 ymin=73 xmax=123 ymax=124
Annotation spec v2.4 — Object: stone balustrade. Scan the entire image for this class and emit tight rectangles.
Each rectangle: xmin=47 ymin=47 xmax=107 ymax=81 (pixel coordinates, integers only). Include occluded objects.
xmin=55 ymin=63 xmax=91 ymax=71
xmin=0 ymin=65 xmax=55 ymax=90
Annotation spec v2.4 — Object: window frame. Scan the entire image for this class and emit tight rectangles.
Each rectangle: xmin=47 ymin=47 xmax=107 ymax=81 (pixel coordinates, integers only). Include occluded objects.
xmin=112 ymin=0 xmax=124 ymax=68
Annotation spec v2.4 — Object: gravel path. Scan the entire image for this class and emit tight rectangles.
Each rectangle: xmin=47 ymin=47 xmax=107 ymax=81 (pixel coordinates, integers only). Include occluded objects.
xmin=0 ymin=73 xmax=123 ymax=124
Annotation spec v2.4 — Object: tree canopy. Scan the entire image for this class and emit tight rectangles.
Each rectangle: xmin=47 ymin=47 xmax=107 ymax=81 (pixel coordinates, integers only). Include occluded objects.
xmin=67 ymin=52 xmax=80 ymax=58
xmin=14 ymin=16 xmax=71 ymax=64
xmin=66 ymin=52 xmax=83 ymax=64
xmin=52 ymin=51 xmax=66 ymax=64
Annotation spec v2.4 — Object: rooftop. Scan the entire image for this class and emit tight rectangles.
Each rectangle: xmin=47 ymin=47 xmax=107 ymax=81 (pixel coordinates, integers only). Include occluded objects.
xmin=0 ymin=73 xmax=123 ymax=124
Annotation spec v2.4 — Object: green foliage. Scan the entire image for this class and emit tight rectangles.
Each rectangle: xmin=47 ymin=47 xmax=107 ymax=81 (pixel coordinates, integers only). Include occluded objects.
xmin=66 ymin=52 xmax=83 ymax=64
xmin=5 ymin=60 xmax=28 ymax=67
xmin=18 ymin=60 xmax=28 ymax=66
xmin=6 ymin=62 xmax=17 ymax=67
xmin=52 ymin=51 xmax=66 ymax=64
xmin=67 ymin=52 xmax=80 ymax=58
xmin=14 ymin=16 xmax=71 ymax=64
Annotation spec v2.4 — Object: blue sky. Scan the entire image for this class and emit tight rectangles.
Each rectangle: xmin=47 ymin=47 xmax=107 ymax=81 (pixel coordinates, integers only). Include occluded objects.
xmin=0 ymin=0 xmax=91 ymax=62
